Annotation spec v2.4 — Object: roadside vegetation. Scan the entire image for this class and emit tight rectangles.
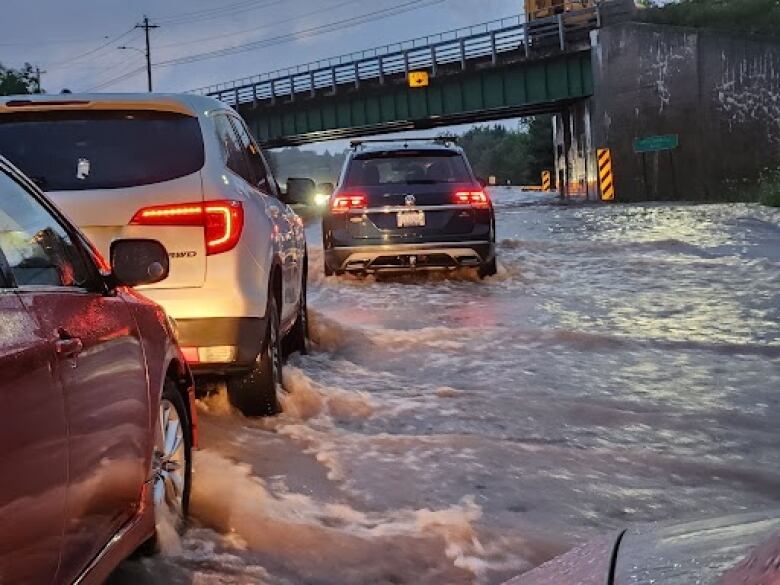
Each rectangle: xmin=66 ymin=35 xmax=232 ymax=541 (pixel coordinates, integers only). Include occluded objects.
xmin=636 ymin=0 xmax=780 ymax=37
xmin=755 ymin=169 xmax=780 ymax=207
xmin=0 ymin=62 xmax=43 ymax=95
xmin=452 ymin=116 xmax=555 ymax=186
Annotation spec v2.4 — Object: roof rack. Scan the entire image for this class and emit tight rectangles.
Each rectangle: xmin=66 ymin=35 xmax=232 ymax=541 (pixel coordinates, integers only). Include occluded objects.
xmin=350 ymin=137 xmax=459 ymax=149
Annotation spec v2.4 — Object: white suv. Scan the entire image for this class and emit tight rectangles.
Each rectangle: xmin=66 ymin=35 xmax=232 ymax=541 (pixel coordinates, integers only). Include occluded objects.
xmin=0 ymin=93 xmax=308 ymax=416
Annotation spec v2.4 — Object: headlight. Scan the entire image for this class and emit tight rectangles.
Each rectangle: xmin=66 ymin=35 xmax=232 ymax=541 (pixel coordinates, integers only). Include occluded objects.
xmin=314 ymin=193 xmax=330 ymax=207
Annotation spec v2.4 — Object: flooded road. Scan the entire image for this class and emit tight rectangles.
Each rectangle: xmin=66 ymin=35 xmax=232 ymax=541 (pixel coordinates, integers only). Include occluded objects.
xmin=111 ymin=189 xmax=780 ymax=585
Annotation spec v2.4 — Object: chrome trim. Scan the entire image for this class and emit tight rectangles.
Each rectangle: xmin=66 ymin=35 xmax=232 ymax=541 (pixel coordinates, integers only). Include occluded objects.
xmin=332 ymin=240 xmax=489 ymax=251
xmin=351 ymin=204 xmax=473 ymax=213
xmin=73 ymin=514 xmax=145 ymax=585
xmin=337 ymin=246 xmax=486 ymax=271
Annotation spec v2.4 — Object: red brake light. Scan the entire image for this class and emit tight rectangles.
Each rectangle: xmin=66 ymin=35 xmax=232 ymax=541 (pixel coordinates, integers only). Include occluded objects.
xmin=454 ymin=190 xmax=490 ymax=208
xmin=331 ymin=193 xmax=367 ymax=213
xmin=130 ymin=200 xmax=244 ymax=256
xmin=204 ymin=202 xmax=244 ymax=255
xmin=180 ymin=346 xmax=199 ymax=364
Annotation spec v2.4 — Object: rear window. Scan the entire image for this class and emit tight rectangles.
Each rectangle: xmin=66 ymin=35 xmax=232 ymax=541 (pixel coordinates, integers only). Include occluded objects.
xmin=0 ymin=110 xmax=205 ymax=191
xmin=344 ymin=150 xmax=472 ymax=187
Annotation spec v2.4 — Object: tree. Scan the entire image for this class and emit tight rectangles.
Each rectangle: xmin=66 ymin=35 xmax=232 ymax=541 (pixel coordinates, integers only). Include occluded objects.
xmin=455 ymin=117 xmax=555 ymax=186
xmin=0 ymin=63 xmax=43 ymax=96
xmin=525 ymin=115 xmax=555 ymax=181
xmin=637 ymin=0 xmax=780 ymax=36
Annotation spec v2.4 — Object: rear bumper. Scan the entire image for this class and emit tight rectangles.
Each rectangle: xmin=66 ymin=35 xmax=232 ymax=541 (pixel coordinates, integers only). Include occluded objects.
xmin=324 ymin=240 xmax=495 ymax=273
xmin=175 ymin=317 xmax=266 ymax=375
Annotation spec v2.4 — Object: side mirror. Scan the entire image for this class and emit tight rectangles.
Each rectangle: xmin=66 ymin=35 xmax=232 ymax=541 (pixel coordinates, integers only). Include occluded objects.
xmin=286 ymin=177 xmax=317 ymax=205
xmin=111 ymin=239 xmax=169 ymax=287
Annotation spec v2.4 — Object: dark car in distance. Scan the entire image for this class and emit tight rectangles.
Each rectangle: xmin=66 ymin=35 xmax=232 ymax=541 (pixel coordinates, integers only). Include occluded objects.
xmin=322 ymin=138 xmax=497 ymax=278
xmin=0 ymin=155 xmax=196 ymax=585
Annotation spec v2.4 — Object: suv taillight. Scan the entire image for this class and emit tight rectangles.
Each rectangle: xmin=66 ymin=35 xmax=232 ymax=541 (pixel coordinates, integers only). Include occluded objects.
xmin=331 ymin=192 xmax=367 ymax=213
xmin=454 ymin=190 xmax=490 ymax=208
xmin=130 ymin=200 xmax=244 ymax=256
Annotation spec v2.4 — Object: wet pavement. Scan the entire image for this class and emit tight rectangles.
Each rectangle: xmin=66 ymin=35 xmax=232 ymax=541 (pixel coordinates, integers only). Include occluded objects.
xmin=110 ymin=189 xmax=780 ymax=585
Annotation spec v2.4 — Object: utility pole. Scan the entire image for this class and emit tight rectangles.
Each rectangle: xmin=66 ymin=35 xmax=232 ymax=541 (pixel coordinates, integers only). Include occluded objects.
xmin=135 ymin=16 xmax=159 ymax=92
xmin=33 ymin=67 xmax=45 ymax=93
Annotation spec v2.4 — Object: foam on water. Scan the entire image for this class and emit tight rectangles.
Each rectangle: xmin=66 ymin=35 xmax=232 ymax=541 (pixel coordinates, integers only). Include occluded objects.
xmin=167 ymin=450 xmax=527 ymax=584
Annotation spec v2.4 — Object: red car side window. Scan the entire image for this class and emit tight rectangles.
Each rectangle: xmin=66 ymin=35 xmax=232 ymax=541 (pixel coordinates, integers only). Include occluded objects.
xmin=0 ymin=171 xmax=91 ymax=289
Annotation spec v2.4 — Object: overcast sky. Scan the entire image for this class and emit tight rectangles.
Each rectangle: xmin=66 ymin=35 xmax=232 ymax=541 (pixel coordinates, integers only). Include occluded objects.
xmin=1 ymin=0 xmax=522 ymax=94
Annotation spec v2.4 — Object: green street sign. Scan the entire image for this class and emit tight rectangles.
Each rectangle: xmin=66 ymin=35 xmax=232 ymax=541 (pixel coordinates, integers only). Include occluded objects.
xmin=633 ymin=134 xmax=679 ymax=153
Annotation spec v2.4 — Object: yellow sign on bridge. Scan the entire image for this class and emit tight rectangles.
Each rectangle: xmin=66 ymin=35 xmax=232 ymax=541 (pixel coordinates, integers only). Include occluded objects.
xmin=408 ymin=71 xmax=430 ymax=88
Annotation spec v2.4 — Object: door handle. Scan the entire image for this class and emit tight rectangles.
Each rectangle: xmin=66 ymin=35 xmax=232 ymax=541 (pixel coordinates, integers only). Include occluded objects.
xmin=55 ymin=330 xmax=83 ymax=359
xmin=267 ymin=206 xmax=280 ymax=219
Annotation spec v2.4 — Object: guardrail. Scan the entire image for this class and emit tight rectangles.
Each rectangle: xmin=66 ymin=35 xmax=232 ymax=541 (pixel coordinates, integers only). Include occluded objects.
xmin=194 ymin=5 xmax=600 ymax=107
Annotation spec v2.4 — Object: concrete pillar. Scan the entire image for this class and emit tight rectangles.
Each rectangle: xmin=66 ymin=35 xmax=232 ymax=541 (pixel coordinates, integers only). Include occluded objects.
xmin=553 ymin=100 xmax=599 ymax=200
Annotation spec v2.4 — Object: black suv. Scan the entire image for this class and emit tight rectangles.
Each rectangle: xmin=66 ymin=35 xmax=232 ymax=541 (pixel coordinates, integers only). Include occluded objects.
xmin=322 ymin=139 xmax=497 ymax=277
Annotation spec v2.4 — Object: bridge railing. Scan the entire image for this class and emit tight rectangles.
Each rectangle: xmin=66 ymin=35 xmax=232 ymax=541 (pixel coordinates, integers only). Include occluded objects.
xmin=193 ymin=5 xmax=599 ymax=107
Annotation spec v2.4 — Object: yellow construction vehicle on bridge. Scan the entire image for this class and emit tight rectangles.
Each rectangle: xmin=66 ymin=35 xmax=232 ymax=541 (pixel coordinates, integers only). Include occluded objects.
xmin=525 ymin=0 xmax=596 ymax=21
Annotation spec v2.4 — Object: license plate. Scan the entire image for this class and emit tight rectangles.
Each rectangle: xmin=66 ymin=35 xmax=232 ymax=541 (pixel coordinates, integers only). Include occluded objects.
xmin=396 ymin=210 xmax=426 ymax=228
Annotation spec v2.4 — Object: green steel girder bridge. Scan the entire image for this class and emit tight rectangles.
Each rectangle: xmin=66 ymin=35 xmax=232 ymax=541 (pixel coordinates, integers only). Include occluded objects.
xmin=193 ymin=6 xmax=601 ymax=147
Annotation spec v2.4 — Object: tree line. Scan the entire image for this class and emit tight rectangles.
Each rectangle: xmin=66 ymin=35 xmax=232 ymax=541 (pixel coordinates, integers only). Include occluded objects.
xmin=0 ymin=62 xmax=43 ymax=95
xmin=637 ymin=0 xmax=780 ymax=37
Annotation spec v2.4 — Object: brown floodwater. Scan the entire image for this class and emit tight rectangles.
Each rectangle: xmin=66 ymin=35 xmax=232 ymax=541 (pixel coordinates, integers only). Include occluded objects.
xmin=110 ymin=189 xmax=780 ymax=585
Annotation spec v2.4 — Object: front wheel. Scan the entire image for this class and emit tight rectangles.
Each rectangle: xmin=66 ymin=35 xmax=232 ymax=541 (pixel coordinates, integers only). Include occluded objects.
xmin=141 ymin=380 xmax=192 ymax=554
xmin=227 ymin=294 xmax=283 ymax=417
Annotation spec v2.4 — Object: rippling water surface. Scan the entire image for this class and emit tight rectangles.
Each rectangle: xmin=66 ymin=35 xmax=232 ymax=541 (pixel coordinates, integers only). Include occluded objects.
xmin=111 ymin=189 xmax=780 ymax=585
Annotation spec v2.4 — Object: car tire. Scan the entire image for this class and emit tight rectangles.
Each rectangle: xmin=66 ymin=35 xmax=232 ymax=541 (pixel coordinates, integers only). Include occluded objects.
xmin=285 ymin=269 xmax=310 ymax=357
xmin=479 ymin=257 xmax=498 ymax=279
xmin=227 ymin=294 xmax=283 ymax=417
xmin=140 ymin=379 xmax=192 ymax=555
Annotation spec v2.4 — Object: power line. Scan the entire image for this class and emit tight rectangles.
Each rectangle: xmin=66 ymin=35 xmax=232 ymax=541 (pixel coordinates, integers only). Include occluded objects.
xmin=72 ymin=0 xmax=448 ymax=91
xmin=155 ymin=0 xmax=448 ymax=68
xmin=76 ymin=53 xmax=141 ymax=87
xmin=0 ymin=36 xmax=109 ymax=48
xmin=156 ymin=0 xmax=272 ymax=23
xmin=47 ymin=28 xmax=137 ymax=69
xmin=156 ymin=0 xmax=363 ymax=50
xmin=85 ymin=65 xmax=147 ymax=92
xmin=156 ymin=0 xmax=292 ymax=26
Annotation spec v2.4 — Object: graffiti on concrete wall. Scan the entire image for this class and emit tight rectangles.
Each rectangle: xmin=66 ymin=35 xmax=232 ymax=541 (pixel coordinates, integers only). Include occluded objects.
xmin=647 ymin=33 xmax=697 ymax=114
xmin=715 ymin=52 xmax=780 ymax=146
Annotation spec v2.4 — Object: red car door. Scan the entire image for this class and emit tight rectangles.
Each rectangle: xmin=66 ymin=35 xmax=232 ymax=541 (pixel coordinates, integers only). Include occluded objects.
xmin=0 ymin=290 xmax=69 ymax=585
xmin=0 ymin=168 xmax=149 ymax=584
xmin=0 ymin=179 xmax=70 ymax=584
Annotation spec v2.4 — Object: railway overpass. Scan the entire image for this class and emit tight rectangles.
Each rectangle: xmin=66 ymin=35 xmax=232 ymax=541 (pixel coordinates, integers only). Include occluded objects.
xmin=195 ymin=7 xmax=599 ymax=150
xmin=194 ymin=0 xmax=780 ymax=202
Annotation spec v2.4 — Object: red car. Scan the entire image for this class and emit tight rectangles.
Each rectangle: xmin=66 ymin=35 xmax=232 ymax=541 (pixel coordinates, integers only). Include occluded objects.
xmin=0 ymin=155 xmax=196 ymax=584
